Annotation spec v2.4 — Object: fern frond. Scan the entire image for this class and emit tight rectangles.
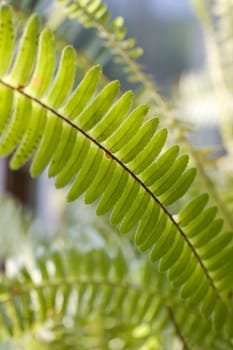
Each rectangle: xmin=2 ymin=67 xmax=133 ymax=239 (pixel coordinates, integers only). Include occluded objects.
xmin=56 ymin=0 xmax=233 ymax=234
xmin=0 ymin=5 xmax=233 ymax=336
xmin=0 ymin=248 xmax=231 ymax=350
xmin=57 ymin=0 xmax=144 ymax=68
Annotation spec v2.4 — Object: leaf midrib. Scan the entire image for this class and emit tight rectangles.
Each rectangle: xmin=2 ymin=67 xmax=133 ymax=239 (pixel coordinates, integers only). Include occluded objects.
xmin=0 ymin=77 xmax=220 ymax=297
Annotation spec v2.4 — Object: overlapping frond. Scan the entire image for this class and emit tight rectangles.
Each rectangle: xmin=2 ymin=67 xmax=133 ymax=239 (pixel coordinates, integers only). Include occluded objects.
xmin=57 ymin=0 xmax=144 ymax=78
xmin=0 ymin=248 xmax=232 ymax=350
xmin=0 ymin=5 xmax=233 ymax=337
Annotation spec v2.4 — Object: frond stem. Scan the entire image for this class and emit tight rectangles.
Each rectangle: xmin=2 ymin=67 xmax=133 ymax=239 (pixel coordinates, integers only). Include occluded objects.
xmin=0 ymin=78 xmax=220 ymax=298
xmin=166 ymin=306 xmax=190 ymax=350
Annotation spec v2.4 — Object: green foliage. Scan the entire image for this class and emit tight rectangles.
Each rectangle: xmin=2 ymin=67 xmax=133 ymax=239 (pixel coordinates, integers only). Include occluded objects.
xmin=0 ymin=231 xmax=232 ymax=349
xmin=0 ymin=1 xmax=233 ymax=349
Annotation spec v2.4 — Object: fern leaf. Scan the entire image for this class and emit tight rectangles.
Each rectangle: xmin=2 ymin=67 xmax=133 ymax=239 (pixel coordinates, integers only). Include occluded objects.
xmin=0 ymin=6 xmax=232 ymax=335
xmin=159 ymin=234 xmax=184 ymax=272
xmin=118 ymin=117 xmax=159 ymax=163
xmin=0 ymin=5 xmax=14 ymax=76
xmin=26 ymin=28 xmax=56 ymax=97
xmin=5 ymin=14 xmax=39 ymax=87
xmin=129 ymin=128 xmax=168 ymax=175
xmin=30 ymin=112 xmax=63 ymax=176
xmin=160 ymin=168 xmax=197 ymax=206
xmin=10 ymin=103 xmax=47 ymax=169
xmin=0 ymin=93 xmax=31 ymax=155
xmin=62 ymin=64 xmax=101 ymax=119
xmin=0 ymin=248 xmax=231 ymax=349
xmin=134 ymin=203 xmax=160 ymax=246
xmin=0 ymin=85 xmax=13 ymax=134
xmin=67 ymin=144 xmax=103 ymax=201
xmin=92 ymin=90 xmax=133 ymax=142
xmin=45 ymin=46 xmax=76 ymax=108
xmin=151 ymin=154 xmax=189 ymax=196
xmin=150 ymin=222 xmax=177 ymax=262
xmin=178 ymin=193 xmax=209 ymax=226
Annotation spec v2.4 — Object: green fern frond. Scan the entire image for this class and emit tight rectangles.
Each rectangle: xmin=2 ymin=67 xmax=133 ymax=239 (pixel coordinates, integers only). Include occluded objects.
xmin=57 ymin=0 xmax=144 ymax=65
xmin=0 ymin=248 xmax=232 ymax=350
xmin=55 ymin=0 xmax=233 ymax=235
xmin=0 ymin=5 xmax=233 ymax=336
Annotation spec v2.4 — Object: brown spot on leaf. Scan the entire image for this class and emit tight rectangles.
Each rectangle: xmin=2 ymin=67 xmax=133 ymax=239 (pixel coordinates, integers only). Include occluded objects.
xmin=17 ymin=84 xmax=25 ymax=90
xmin=104 ymin=151 xmax=112 ymax=159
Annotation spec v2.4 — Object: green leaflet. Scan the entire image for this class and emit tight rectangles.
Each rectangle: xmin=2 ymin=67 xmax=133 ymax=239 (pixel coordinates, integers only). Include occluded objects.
xmin=179 ymin=193 xmax=209 ymax=227
xmin=134 ymin=201 xmax=160 ymax=246
xmin=168 ymin=245 xmax=191 ymax=283
xmin=214 ymin=301 xmax=228 ymax=331
xmin=151 ymin=154 xmax=189 ymax=196
xmin=48 ymin=123 xmax=77 ymax=177
xmin=117 ymin=117 xmax=159 ymax=163
xmin=212 ymin=256 xmax=233 ymax=281
xmin=138 ymin=212 xmax=167 ymax=252
xmin=180 ymin=265 xmax=203 ymax=299
xmin=119 ymin=189 xmax=150 ymax=234
xmin=200 ymin=232 xmax=233 ymax=260
xmin=10 ymin=103 xmax=47 ymax=169
xmin=51 ymin=250 xmax=66 ymax=278
xmin=159 ymin=234 xmax=184 ymax=272
xmin=150 ymin=223 xmax=177 ymax=262
xmin=0 ymin=304 xmax=13 ymax=336
xmin=96 ymin=167 xmax=128 ymax=215
xmin=6 ymin=14 xmax=39 ymax=87
xmin=0 ymin=85 xmax=13 ymax=134
xmin=170 ymin=249 xmax=196 ymax=289
xmin=106 ymin=104 xmax=148 ymax=153
xmin=67 ymin=145 xmax=104 ymax=201
xmin=0 ymin=5 xmax=14 ymax=76
xmin=160 ymin=168 xmax=196 ymax=206
xmin=91 ymin=90 xmax=133 ymax=141
xmin=46 ymin=46 xmax=76 ymax=108
xmin=55 ymin=134 xmax=91 ymax=188
xmin=188 ymin=278 xmax=208 ymax=306
xmin=62 ymin=65 xmax=101 ymax=119
xmin=75 ymin=80 xmax=119 ymax=130
xmin=30 ymin=112 xmax=63 ymax=177
xmin=110 ymin=180 xmax=140 ymax=225
xmin=129 ymin=128 xmax=168 ymax=174
xmin=114 ymin=250 xmax=128 ymax=280
xmin=202 ymin=289 xmax=218 ymax=318
xmin=10 ymin=298 xmax=25 ymax=332
xmin=0 ymin=93 xmax=31 ymax=155
xmin=207 ymin=246 xmax=233 ymax=272
xmin=85 ymin=156 xmax=116 ymax=204
xmin=185 ymin=206 xmax=218 ymax=238
xmin=191 ymin=218 xmax=223 ymax=248
xmin=125 ymin=290 xmax=141 ymax=320
xmin=142 ymin=145 xmax=180 ymax=186
xmin=26 ymin=29 xmax=56 ymax=97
